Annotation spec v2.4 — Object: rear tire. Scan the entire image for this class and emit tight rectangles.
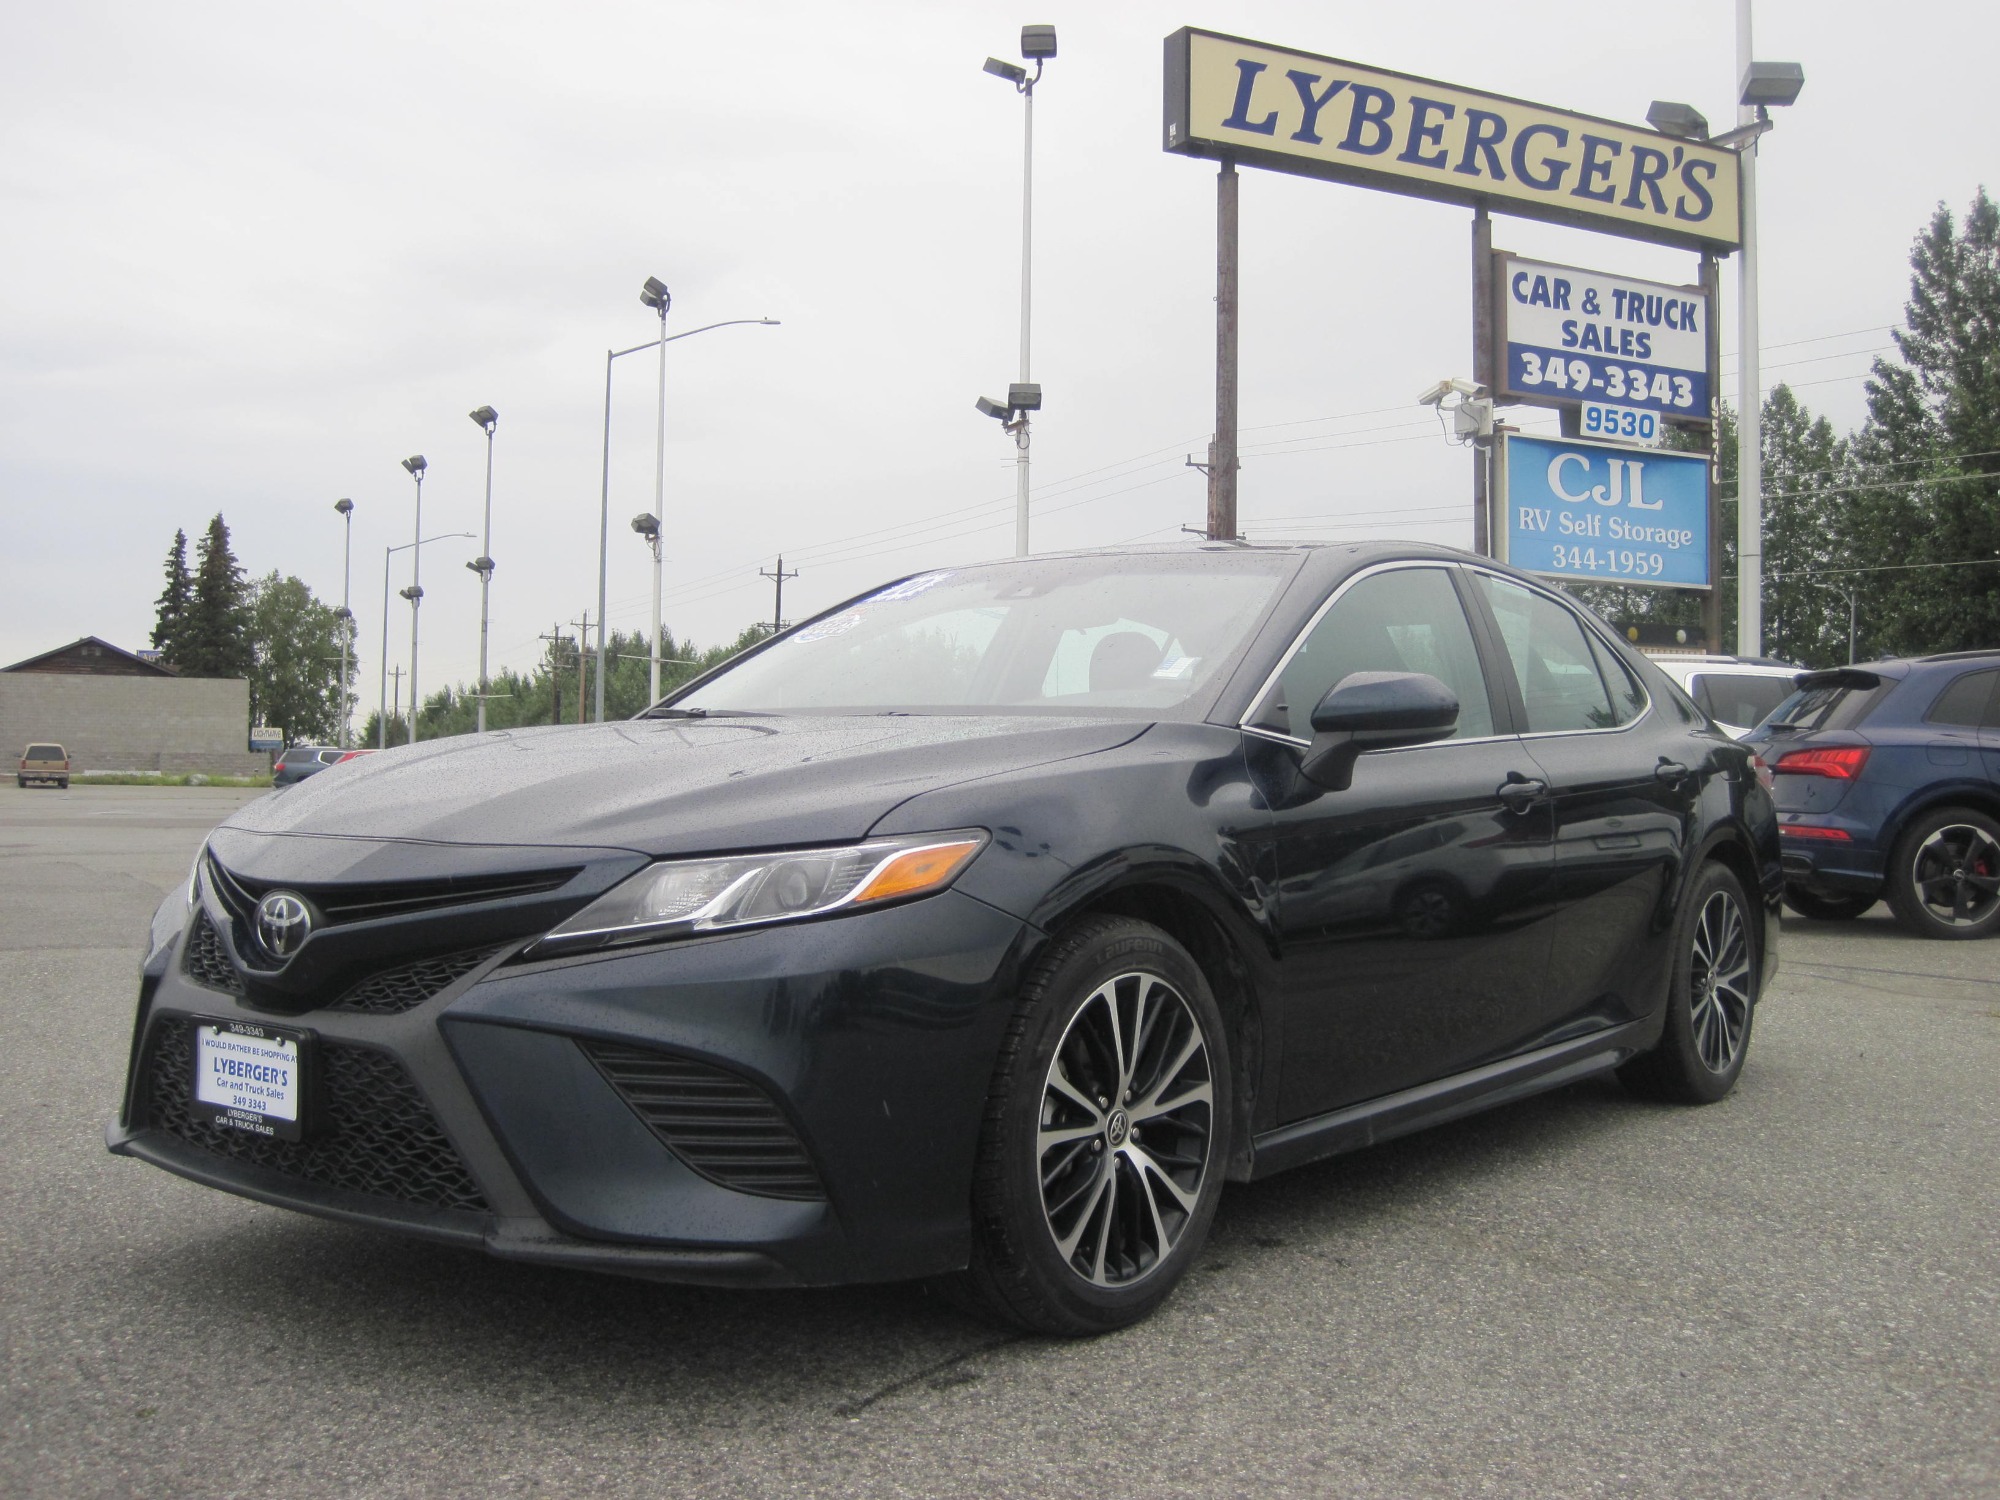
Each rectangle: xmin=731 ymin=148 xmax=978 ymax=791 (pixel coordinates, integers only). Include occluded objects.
xmin=1886 ymin=806 xmax=2000 ymax=940
xmin=959 ymin=915 xmax=1230 ymax=1336
xmin=1783 ymin=884 xmax=1874 ymax=921
xmin=1620 ymin=862 xmax=1757 ymax=1104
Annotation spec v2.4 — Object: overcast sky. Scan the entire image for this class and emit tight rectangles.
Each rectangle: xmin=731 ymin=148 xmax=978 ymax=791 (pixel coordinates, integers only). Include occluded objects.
xmin=4 ymin=1 xmax=1993 ymax=709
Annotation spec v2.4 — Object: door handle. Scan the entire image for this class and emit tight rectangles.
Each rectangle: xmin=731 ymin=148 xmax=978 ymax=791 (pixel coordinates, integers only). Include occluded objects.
xmin=1655 ymin=759 xmax=1691 ymax=786
xmin=1497 ymin=773 xmax=1548 ymax=812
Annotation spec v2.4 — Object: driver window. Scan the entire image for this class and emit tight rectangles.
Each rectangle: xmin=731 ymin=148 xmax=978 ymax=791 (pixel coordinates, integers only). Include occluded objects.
xmin=1260 ymin=567 xmax=1494 ymax=742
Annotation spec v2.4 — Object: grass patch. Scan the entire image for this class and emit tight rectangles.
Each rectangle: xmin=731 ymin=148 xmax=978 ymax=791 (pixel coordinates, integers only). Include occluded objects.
xmin=72 ymin=773 xmax=273 ymax=788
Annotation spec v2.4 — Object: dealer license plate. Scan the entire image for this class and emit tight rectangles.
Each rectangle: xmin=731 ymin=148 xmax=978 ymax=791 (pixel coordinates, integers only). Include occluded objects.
xmin=193 ymin=1021 xmax=307 ymax=1141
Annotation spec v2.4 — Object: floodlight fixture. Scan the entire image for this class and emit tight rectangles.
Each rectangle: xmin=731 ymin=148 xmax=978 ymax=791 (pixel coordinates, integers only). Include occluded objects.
xmin=401 ymin=454 xmax=426 ymax=476
xmin=334 ymin=496 xmax=354 ymax=516
xmin=1646 ymin=100 xmax=1709 ymax=140
xmin=468 ymin=405 xmax=498 ymax=432
xmin=631 ymin=513 xmax=660 ymax=538
xmin=983 ymin=57 xmax=1026 ymax=84
xmin=1007 ymin=382 xmax=1042 ymax=412
xmin=399 ymin=584 xmax=424 ymax=602
xmin=1740 ymin=61 xmax=1805 ymax=109
xmin=465 ymin=556 xmax=495 ymax=576
xmin=640 ymin=276 xmax=671 ymax=312
xmin=1020 ymin=25 xmax=1057 ymax=60
xmin=975 ymin=395 xmax=1010 ymax=421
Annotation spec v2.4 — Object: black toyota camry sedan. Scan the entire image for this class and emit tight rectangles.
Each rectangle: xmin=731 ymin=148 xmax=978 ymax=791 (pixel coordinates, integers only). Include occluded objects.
xmin=111 ymin=543 xmax=1780 ymax=1335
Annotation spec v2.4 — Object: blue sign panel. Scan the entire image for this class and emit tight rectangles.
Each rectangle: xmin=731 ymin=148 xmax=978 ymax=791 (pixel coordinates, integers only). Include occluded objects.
xmin=1499 ymin=434 xmax=1710 ymax=589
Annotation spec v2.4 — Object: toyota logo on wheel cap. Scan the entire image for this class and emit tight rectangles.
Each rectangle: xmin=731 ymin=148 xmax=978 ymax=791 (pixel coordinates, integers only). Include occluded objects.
xmin=255 ymin=891 xmax=314 ymax=962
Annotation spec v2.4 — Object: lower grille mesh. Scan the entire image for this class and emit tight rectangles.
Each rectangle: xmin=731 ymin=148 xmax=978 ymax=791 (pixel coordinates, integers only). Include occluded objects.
xmin=327 ymin=948 xmax=499 ymax=1015
xmin=144 ymin=1016 xmax=488 ymax=1213
xmin=182 ymin=915 xmax=245 ymax=996
xmin=582 ymin=1040 xmax=825 ymax=1201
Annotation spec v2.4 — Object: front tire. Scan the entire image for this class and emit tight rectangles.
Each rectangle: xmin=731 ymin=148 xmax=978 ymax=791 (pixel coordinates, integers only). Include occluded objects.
xmin=1620 ymin=862 xmax=1758 ymax=1104
xmin=960 ymin=915 xmax=1230 ymax=1336
xmin=1886 ymin=806 xmax=2000 ymax=940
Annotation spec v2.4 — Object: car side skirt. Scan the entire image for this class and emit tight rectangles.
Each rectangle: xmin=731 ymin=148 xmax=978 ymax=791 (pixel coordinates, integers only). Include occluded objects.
xmin=1248 ymin=1018 xmax=1656 ymax=1180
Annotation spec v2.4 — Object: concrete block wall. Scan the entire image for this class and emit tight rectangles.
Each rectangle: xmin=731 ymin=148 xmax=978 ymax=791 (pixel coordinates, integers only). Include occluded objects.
xmin=0 ymin=675 xmax=268 ymax=776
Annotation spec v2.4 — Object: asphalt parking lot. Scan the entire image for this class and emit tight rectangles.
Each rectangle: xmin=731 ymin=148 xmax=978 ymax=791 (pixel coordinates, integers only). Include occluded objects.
xmin=2 ymin=784 xmax=1995 ymax=1498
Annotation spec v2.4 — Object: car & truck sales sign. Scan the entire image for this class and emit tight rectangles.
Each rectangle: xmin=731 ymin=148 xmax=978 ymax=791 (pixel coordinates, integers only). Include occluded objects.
xmin=1499 ymin=257 xmax=1709 ymax=419
xmin=1163 ymin=29 xmax=1740 ymax=252
xmin=1498 ymin=435 xmax=1709 ymax=589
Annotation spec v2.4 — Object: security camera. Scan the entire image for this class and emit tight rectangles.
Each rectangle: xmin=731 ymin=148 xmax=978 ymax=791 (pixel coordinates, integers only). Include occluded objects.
xmin=1417 ymin=378 xmax=1482 ymax=407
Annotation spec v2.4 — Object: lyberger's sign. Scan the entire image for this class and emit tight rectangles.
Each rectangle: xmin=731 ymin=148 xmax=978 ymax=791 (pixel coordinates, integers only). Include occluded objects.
xmin=1164 ymin=28 xmax=1740 ymax=252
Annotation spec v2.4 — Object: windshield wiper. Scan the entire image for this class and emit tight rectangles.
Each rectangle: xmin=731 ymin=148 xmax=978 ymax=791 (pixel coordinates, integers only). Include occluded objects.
xmin=639 ymin=706 xmax=708 ymax=719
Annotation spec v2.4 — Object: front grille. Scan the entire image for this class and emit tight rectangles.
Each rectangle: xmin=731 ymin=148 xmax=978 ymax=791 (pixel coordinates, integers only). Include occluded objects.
xmin=327 ymin=948 xmax=500 ymax=1015
xmin=208 ymin=853 xmax=578 ymax=926
xmin=182 ymin=914 xmax=245 ymax=996
xmin=582 ymin=1040 xmax=826 ymax=1201
xmin=144 ymin=1016 xmax=488 ymax=1213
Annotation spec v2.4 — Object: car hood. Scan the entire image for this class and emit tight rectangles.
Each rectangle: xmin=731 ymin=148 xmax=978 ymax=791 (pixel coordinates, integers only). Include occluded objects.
xmin=227 ymin=715 xmax=1150 ymax=856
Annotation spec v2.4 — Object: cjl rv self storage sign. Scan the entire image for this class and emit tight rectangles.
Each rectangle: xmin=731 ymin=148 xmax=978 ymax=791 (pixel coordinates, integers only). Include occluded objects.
xmin=1497 ymin=434 xmax=1710 ymax=589
xmin=1498 ymin=257 xmax=1710 ymax=419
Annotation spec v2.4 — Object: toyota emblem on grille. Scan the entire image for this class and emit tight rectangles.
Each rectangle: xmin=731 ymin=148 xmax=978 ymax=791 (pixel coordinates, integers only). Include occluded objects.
xmin=255 ymin=891 xmax=314 ymax=962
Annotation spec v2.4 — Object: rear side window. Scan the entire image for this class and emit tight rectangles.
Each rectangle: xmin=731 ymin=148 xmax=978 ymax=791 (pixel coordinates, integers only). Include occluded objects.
xmin=1767 ymin=679 xmax=1888 ymax=733
xmin=25 ymin=745 xmax=64 ymax=760
xmin=1925 ymin=668 xmax=1999 ymax=728
xmin=1475 ymin=575 xmax=1622 ymax=733
xmin=1695 ymin=673 xmax=1798 ymax=729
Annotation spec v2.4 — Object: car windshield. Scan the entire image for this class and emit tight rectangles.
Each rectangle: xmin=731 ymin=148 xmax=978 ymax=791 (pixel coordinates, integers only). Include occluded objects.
xmin=669 ymin=553 xmax=1294 ymax=717
xmin=25 ymin=745 xmax=63 ymax=760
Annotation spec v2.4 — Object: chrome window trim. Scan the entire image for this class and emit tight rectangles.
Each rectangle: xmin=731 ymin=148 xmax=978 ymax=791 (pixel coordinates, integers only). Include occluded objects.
xmin=1232 ymin=564 xmax=1504 ymax=752
xmin=1461 ymin=564 xmax=1655 ymax=739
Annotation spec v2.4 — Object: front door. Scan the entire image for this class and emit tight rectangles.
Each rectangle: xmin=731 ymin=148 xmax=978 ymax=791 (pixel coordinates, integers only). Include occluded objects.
xmin=1245 ymin=564 xmax=1563 ymax=1122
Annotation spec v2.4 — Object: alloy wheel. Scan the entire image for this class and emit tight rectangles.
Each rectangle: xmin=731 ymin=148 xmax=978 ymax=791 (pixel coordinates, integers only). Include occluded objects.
xmin=1910 ymin=823 xmax=2000 ymax=928
xmin=1688 ymin=891 xmax=1753 ymax=1073
xmin=1037 ymin=970 xmax=1213 ymax=1288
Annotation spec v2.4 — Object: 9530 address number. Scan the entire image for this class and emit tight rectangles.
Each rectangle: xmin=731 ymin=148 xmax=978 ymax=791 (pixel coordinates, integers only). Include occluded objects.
xmin=1516 ymin=351 xmax=1696 ymax=409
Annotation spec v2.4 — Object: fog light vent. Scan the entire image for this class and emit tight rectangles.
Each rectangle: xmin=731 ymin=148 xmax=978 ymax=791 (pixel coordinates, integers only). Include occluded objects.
xmin=580 ymin=1040 xmax=826 ymax=1202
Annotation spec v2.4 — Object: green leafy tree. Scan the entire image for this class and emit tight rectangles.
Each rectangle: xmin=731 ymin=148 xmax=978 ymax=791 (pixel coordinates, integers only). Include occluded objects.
xmin=150 ymin=529 xmax=193 ymax=666
xmin=246 ymin=572 xmax=351 ymax=744
xmin=177 ymin=514 xmax=252 ymax=678
xmin=1843 ymin=187 xmax=2000 ymax=655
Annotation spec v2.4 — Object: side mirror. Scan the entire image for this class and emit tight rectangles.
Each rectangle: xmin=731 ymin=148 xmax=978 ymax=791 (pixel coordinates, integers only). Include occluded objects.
xmin=1301 ymin=671 xmax=1459 ymax=790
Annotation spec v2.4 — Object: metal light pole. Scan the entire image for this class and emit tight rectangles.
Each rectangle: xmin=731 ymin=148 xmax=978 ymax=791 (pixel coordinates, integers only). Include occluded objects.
xmin=379 ymin=530 xmax=472 ymax=750
xmin=1735 ymin=0 xmax=1763 ymax=658
xmin=631 ymin=513 xmax=663 ymax=702
xmin=467 ymin=408 xmax=498 ymax=733
xmin=594 ymin=299 xmax=779 ymax=722
xmin=399 ymin=455 xmax=427 ymax=744
xmin=982 ymin=26 xmax=1056 ymax=557
xmin=334 ymin=498 xmax=354 ymax=749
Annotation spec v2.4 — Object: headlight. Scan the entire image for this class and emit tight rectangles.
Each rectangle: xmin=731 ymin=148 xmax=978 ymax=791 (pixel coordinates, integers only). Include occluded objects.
xmin=533 ymin=830 xmax=987 ymax=956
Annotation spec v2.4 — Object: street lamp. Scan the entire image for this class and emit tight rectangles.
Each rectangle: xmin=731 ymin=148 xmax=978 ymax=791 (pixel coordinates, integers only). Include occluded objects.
xmin=1730 ymin=5 xmax=1805 ymax=658
xmin=399 ymin=454 xmax=427 ymax=744
xmin=981 ymin=23 xmax=1055 ymax=558
xmin=378 ymin=531 xmax=474 ymax=749
xmin=594 ymin=301 xmax=779 ymax=722
xmin=333 ymin=498 xmax=354 ymax=749
xmin=466 ymin=407 xmax=498 ymax=733
xmin=631 ymin=512 xmax=663 ymax=703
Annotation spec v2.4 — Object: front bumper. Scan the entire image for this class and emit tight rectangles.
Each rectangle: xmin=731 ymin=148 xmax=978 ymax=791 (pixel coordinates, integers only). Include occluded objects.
xmin=111 ymin=889 xmax=1033 ymax=1286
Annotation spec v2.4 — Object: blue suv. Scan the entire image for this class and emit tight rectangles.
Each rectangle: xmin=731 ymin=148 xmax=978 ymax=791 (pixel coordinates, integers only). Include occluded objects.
xmin=1743 ymin=652 xmax=2000 ymax=938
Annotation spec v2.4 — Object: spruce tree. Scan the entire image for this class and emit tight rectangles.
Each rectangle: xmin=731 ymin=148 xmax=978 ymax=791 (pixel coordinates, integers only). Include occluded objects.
xmin=150 ymin=529 xmax=193 ymax=666
xmin=1846 ymin=188 xmax=2000 ymax=654
xmin=178 ymin=514 xmax=252 ymax=678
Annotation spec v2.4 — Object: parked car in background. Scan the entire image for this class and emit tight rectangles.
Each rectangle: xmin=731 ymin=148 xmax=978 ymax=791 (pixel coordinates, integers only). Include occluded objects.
xmin=272 ymin=746 xmax=370 ymax=787
xmin=1741 ymin=651 xmax=2000 ymax=936
xmin=17 ymin=743 xmax=69 ymax=789
xmin=111 ymin=544 xmax=1780 ymax=1335
xmin=1649 ymin=655 xmax=1802 ymax=738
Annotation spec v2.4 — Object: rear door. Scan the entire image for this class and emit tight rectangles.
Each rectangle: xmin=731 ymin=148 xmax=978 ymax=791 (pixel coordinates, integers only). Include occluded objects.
xmin=1922 ymin=667 xmax=2000 ymax=785
xmin=1468 ymin=572 xmax=1699 ymax=1028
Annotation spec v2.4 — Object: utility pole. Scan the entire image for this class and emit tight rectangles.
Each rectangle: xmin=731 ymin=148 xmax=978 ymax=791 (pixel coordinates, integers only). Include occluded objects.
xmin=540 ymin=623 xmax=570 ymax=725
xmin=760 ymin=556 xmax=798 ymax=634
xmin=572 ymin=612 xmax=593 ymax=725
xmin=1207 ymin=160 xmax=1240 ymax=542
xmin=388 ymin=665 xmax=403 ymax=735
